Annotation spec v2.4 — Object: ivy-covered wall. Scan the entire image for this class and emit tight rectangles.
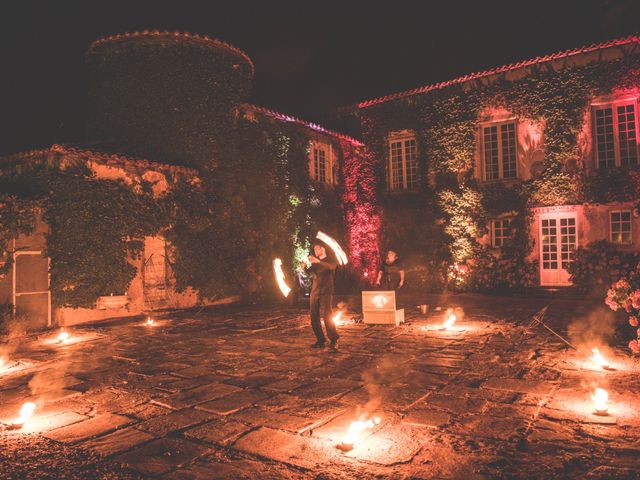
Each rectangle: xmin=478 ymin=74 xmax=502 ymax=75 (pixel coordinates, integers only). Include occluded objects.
xmin=0 ymin=161 xmax=166 ymax=308
xmin=348 ymin=49 xmax=640 ymax=292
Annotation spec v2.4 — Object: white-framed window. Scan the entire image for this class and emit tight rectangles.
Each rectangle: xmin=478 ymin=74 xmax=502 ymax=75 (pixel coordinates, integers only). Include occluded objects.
xmin=610 ymin=210 xmax=633 ymax=244
xmin=310 ymin=142 xmax=333 ymax=185
xmin=388 ymin=135 xmax=419 ymax=191
xmin=491 ymin=217 xmax=513 ymax=247
xmin=593 ymin=100 xmax=639 ymax=168
xmin=481 ymin=121 xmax=517 ymax=180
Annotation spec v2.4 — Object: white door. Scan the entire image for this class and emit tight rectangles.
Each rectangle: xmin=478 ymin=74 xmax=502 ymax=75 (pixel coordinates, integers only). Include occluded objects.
xmin=539 ymin=212 xmax=577 ymax=286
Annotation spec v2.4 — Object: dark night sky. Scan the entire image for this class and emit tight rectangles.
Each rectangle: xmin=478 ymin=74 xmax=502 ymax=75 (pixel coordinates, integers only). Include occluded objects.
xmin=1 ymin=0 xmax=640 ymax=155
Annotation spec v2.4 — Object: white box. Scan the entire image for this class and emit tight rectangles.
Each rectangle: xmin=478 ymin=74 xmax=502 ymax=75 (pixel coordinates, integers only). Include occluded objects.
xmin=362 ymin=291 xmax=404 ymax=326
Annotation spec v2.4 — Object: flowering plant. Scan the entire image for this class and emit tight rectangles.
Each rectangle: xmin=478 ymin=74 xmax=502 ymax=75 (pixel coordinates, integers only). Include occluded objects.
xmin=569 ymin=241 xmax=639 ymax=295
xmin=605 ymin=268 xmax=640 ymax=354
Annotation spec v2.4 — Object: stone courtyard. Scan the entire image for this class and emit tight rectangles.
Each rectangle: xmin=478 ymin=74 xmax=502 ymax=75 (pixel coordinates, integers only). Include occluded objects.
xmin=1 ymin=293 xmax=639 ymax=479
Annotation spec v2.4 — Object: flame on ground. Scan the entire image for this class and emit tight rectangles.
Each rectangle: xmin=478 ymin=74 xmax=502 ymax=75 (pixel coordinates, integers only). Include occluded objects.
xmin=273 ymin=258 xmax=291 ymax=297
xmin=442 ymin=312 xmax=457 ymax=330
xmin=57 ymin=330 xmax=70 ymax=343
xmin=12 ymin=402 xmax=36 ymax=428
xmin=146 ymin=316 xmax=155 ymax=326
xmin=591 ymin=387 xmax=609 ymax=414
xmin=316 ymin=231 xmax=348 ymax=265
xmin=589 ymin=347 xmax=609 ymax=369
xmin=339 ymin=416 xmax=381 ymax=450
xmin=332 ymin=311 xmax=344 ymax=326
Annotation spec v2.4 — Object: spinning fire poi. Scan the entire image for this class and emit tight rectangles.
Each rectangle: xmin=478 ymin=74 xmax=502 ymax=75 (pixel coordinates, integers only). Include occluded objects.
xmin=272 ymin=258 xmax=292 ymax=297
xmin=316 ymin=231 xmax=348 ymax=266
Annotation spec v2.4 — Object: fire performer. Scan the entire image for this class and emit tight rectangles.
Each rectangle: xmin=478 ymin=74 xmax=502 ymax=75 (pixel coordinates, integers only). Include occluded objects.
xmin=302 ymin=242 xmax=339 ymax=350
xmin=376 ymin=249 xmax=405 ymax=290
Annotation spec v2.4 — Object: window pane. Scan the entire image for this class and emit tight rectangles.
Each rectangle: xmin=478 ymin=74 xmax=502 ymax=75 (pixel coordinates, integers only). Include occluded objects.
xmin=390 ymin=141 xmax=404 ymax=191
xmin=610 ymin=210 xmax=633 ymax=244
xmin=404 ymin=139 xmax=419 ymax=190
xmin=313 ymin=148 xmax=327 ymax=183
xmin=595 ymin=107 xmax=616 ymax=168
xmin=483 ymin=126 xmax=499 ymax=180
xmin=617 ymin=104 xmax=638 ymax=166
xmin=492 ymin=218 xmax=512 ymax=247
xmin=501 ymin=123 xmax=517 ymax=178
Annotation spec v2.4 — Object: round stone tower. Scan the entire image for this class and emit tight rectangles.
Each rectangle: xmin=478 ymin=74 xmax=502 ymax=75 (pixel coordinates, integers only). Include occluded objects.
xmin=86 ymin=31 xmax=254 ymax=168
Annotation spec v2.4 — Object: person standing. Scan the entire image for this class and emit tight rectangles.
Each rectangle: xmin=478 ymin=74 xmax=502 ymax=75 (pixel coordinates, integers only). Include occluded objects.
xmin=376 ymin=249 xmax=405 ymax=290
xmin=302 ymin=242 xmax=339 ymax=350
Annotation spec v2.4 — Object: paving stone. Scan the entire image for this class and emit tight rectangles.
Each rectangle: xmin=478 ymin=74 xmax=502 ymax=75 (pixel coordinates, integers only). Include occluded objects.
xmin=183 ymin=419 xmax=252 ymax=445
xmin=233 ymin=427 xmax=337 ymax=470
xmin=402 ymin=408 xmax=451 ymax=427
xmin=196 ymin=389 xmax=270 ymax=415
xmin=43 ymin=413 xmax=131 ymax=444
xmin=345 ymin=425 xmax=422 ymax=465
xmin=116 ymin=437 xmax=210 ymax=475
xmin=173 ymin=365 xmax=217 ymax=379
xmin=481 ymin=378 xmax=555 ymax=395
xmin=231 ymin=407 xmax=320 ymax=433
xmin=291 ymin=378 xmax=361 ymax=400
xmin=261 ymin=378 xmax=310 ymax=393
xmin=134 ymin=408 xmax=214 ymax=436
xmin=79 ymin=426 xmax=155 ymax=456
xmin=118 ymin=401 xmax=172 ymax=420
xmin=152 ymin=382 xmax=242 ymax=410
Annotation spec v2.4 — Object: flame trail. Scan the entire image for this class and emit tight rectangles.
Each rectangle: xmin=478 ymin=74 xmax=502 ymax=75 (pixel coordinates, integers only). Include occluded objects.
xmin=316 ymin=231 xmax=348 ymax=265
xmin=273 ymin=258 xmax=291 ymax=297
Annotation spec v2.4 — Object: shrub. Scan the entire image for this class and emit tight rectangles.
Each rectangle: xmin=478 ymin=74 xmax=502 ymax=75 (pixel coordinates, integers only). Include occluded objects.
xmin=568 ymin=240 xmax=640 ymax=296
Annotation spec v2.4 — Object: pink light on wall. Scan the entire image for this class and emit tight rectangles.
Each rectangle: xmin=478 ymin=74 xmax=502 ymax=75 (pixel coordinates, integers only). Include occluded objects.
xmin=341 ymin=140 xmax=381 ymax=282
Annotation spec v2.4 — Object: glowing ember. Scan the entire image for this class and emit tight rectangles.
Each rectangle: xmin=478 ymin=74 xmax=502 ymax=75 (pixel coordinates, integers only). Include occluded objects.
xmin=57 ymin=330 xmax=70 ymax=343
xmin=316 ymin=231 xmax=348 ymax=265
xmin=442 ymin=312 xmax=457 ymax=330
xmin=591 ymin=388 xmax=609 ymax=415
xmin=9 ymin=402 xmax=36 ymax=429
xmin=146 ymin=316 xmax=155 ymax=326
xmin=272 ymin=258 xmax=291 ymax=297
xmin=372 ymin=295 xmax=388 ymax=308
xmin=589 ymin=348 xmax=610 ymax=369
xmin=337 ymin=416 xmax=381 ymax=451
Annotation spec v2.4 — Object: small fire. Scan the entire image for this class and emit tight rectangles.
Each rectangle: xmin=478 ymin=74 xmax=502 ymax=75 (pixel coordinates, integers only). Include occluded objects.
xmin=338 ymin=416 xmax=381 ymax=451
xmin=372 ymin=295 xmax=388 ymax=308
xmin=273 ymin=258 xmax=291 ymax=297
xmin=10 ymin=402 xmax=36 ymax=429
xmin=316 ymin=231 xmax=348 ymax=265
xmin=442 ymin=312 xmax=457 ymax=330
xmin=57 ymin=330 xmax=70 ymax=343
xmin=146 ymin=316 xmax=155 ymax=326
xmin=589 ymin=348 xmax=610 ymax=369
xmin=332 ymin=311 xmax=347 ymax=326
xmin=591 ymin=387 xmax=609 ymax=415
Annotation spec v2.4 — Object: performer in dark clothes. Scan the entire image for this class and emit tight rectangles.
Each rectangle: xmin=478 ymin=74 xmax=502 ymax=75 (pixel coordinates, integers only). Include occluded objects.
xmin=302 ymin=242 xmax=339 ymax=350
xmin=376 ymin=250 xmax=405 ymax=290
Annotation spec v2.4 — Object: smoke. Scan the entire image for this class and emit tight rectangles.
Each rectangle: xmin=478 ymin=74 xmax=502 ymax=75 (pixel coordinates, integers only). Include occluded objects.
xmin=567 ymin=306 xmax=617 ymax=351
xmin=357 ymin=356 xmax=396 ymax=419
xmin=0 ymin=313 xmax=29 ymax=365
xmin=446 ymin=307 xmax=465 ymax=323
